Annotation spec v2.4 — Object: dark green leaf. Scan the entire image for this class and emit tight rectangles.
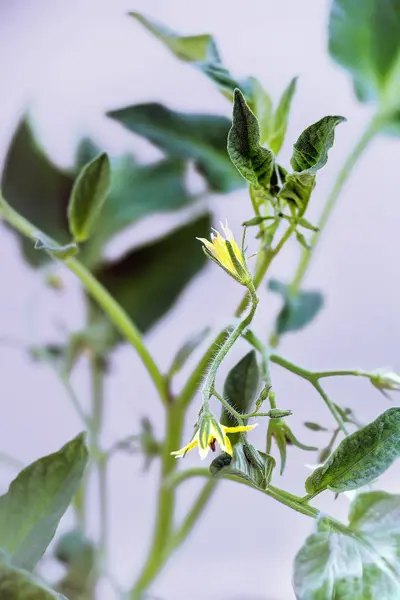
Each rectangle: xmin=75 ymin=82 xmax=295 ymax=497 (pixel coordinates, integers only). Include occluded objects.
xmin=0 ymin=561 xmax=62 ymax=599
xmin=278 ymin=171 xmax=315 ymax=214
xmin=95 ymin=214 xmax=211 ymax=335
xmin=85 ymin=156 xmax=194 ymax=266
xmin=268 ymin=279 xmax=324 ymax=336
xmin=1 ymin=118 xmax=73 ymax=266
xmin=329 ymin=0 xmax=400 ymax=105
xmin=0 ymin=433 xmax=88 ymax=570
xmin=305 ymin=408 xmax=400 ymax=495
xmin=294 ymin=512 xmax=400 ymax=600
xmin=227 ymin=89 xmax=274 ymax=189
xmin=168 ymin=327 xmax=211 ymax=378
xmin=67 ymin=153 xmax=110 ymax=243
xmin=130 ymin=12 xmax=254 ymax=103
xmin=269 ymin=77 xmax=297 ymax=154
xmin=304 ymin=422 xmax=328 ymax=432
xmin=291 ymin=116 xmax=346 ymax=173
xmin=210 ymin=444 xmax=270 ymax=489
xmin=107 ymin=103 xmax=243 ymax=192
xmin=221 ymin=350 xmax=259 ymax=444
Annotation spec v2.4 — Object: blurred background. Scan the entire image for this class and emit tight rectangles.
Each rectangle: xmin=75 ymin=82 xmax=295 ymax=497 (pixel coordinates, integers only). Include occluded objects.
xmin=0 ymin=1 xmax=399 ymax=599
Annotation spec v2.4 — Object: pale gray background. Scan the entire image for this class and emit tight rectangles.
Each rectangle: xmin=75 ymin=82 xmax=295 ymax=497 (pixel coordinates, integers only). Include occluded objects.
xmin=0 ymin=1 xmax=399 ymax=599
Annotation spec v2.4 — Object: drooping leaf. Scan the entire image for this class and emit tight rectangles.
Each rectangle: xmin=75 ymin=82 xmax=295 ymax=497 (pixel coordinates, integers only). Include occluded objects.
xmin=0 ymin=561 xmax=62 ymax=599
xmin=291 ymin=115 xmax=346 ymax=173
xmin=0 ymin=433 xmax=88 ymax=570
xmin=221 ymin=350 xmax=259 ymax=444
xmin=329 ymin=0 xmax=400 ymax=105
xmin=95 ymin=214 xmax=211 ymax=335
xmin=130 ymin=12 xmax=254 ymax=103
xmin=107 ymin=103 xmax=243 ymax=192
xmin=305 ymin=408 xmax=400 ymax=495
xmin=269 ymin=77 xmax=297 ymax=154
xmin=167 ymin=327 xmax=211 ymax=378
xmin=67 ymin=153 xmax=110 ymax=243
xmin=210 ymin=444 xmax=272 ymax=489
xmin=268 ymin=279 xmax=324 ymax=337
xmin=227 ymin=89 xmax=274 ymax=189
xmin=294 ymin=513 xmax=400 ymax=600
xmin=1 ymin=118 xmax=73 ymax=265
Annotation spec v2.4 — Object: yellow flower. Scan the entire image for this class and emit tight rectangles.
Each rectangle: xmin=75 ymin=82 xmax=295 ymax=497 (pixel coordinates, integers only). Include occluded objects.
xmin=197 ymin=221 xmax=250 ymax=285
xmin=171 ymin=413 xmax=257 ymax=460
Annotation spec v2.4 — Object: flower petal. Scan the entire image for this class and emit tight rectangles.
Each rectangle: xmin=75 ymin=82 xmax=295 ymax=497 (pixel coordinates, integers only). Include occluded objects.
xmin=170 ymin=437 xmax=198 ymax=458
xmin=222 ymin=423 xmax=258 ymax=434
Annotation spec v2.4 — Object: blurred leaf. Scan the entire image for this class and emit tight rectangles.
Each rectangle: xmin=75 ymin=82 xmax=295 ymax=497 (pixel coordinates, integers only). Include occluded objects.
xmin=0 ymin=561 xmax=62 ymax=599
xmin=0 ymin=433 xmax=88 ymax=570
xmin=268 ymin=279 xmax=324 ymax=337
xmin=304 ymin=422 xmax=328 ymax=432
xmin=250 ymin=78 xmax=273 ymax=145
xmin=227 ymin=89 xmax=274 ymax=189
xmin=1 ymin=118 xmax=73 ymax=265
xmin=305 ymin=408 xmax=400 ymax=495
xmin=294 ymin=492 xmax=400 ymax=599
xmin=34 ymin=239 xmax=78 ymax=260
xmin=269 ymin=77 xmax=297 ymax=154
xmin=68 ymin=152 xmax=110 ymax=243
xmin=168 ymin=327 xmax=210 ymax=378
xmin=86 ymin=156 xmax=194 ymax=266
xmin=95 ymin=214 xmax=211 ymax=335
xmin=130 ymin=12 xmax=254 ymax=103
xmin=221 ymin=350 xmax=259 ymax=444
xmin=107 ymin=103 xmax=243 ymax=192
xmin=55 ymin=530 xmax=94 ymax=600
xmin=291 ymin=115 xmax=346 ymax=173
xmin=329 ymin=0 xmax=400 ymax=106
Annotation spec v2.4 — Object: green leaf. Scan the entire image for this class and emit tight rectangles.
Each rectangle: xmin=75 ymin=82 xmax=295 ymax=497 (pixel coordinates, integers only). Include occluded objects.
xmin=67 ymin=153 xmax=110 ymax=243
xmin=130 ymin=12 xmax=219 ymax=63
xmin=250 ymin=78 xmax=273 ymax=145
xmin=95 ymin=214 xmax=211 ymax=335
xmin=130 ymin=12 xmax=254 ymax=103
xmin=291 ymin=116 xmax=346 ymax=173
xmin=269 ymin=77 xmax=297 ymax=154
xmin=221 ymin=350 xmax=260 ymax=444
xmin=227 ymin=89 xmax=274 ymax=189
xmin=304 ymin=422 xmax=329 ymax=432
xmin=268 ymin=279 xmax=324 ymax=336
xmin=1 ymin=118 xmax=73 ymax=265
xmin=85 ymin=156 xmax=194 ymax=266
xmin=107 ymin=103 xmax=243 ymax=193
xmin=0 ymin=561 xmax=62 ymax=599
xmin=55 ymin=530 xmax=94 ymax=600
xmin=294 ymin=514 xmax=400 ymax=600
xmin=278 ymin=171 xmax=316 ymax=214
xmin=305 ymin=408 xmax=400 ymax=495
xmin=168 ymin=327 xmax=211 ymax=378
xmin=329 ymin=0 xmax=400 ymax=105
xmin=210 ymin=444 xmax=271 ymax=489
xmin=0 ymin=433 xmax=88 ymax=570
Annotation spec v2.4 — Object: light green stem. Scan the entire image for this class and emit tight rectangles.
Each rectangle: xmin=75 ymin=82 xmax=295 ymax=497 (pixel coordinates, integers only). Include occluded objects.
xmin=289 ymin=116 xmax=378 ymax=294
xmin=0 ymin=195 xmax=167 ymax=405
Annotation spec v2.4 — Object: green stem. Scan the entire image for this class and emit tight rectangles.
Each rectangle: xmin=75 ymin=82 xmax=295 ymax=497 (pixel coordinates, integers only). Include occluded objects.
xmin=315 ymin=369 xmax=368 ymax=379
xmin=235 ymin=225 xmax=295 ymax=317
xmin=203 ymin=284 xmax=258 ymax=403
xmin=311 ymin=380 xmax=349 ymax=435
xmin=129 ymin=404 xmax=185 ymax=600
xmin=290 ymin=116 xmax=378 ymax=294
xmin=0 ymin=196 xmax=167 ymax=404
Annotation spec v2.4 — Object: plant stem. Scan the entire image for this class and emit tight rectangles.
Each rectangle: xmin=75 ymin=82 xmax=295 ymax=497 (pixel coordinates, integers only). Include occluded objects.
xmin=129 ymin=403 xmax=185 ymax=600
xmin=289 ymin=117 xmax=378 ymax=295
xmin=315 ymin=369 xmax=368 ymax=379
xmin=0 ymin=196 xmax=167 ymax=404
xmin=311 ymin=381 xmax=349 ymax=435
xmin=203 ymin=284 xmax=258 ymax=403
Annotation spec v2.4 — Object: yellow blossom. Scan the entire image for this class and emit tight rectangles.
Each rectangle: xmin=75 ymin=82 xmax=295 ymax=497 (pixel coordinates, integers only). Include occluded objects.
xmin=197 ymin=221 xmax=250 ymax=285
xmin=171 ymin=413 xmax=257 ymax=460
